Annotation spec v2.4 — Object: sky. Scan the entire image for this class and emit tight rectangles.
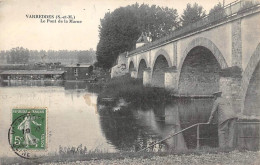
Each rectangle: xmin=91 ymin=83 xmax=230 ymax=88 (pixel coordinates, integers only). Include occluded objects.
xmin=0 ymin=0 xmax=234 ymax=51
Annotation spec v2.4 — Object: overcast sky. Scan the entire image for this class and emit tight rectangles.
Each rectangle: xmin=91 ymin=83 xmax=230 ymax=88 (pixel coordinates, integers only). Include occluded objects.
xmin=0 ymin=0 xmax=234 ymax=51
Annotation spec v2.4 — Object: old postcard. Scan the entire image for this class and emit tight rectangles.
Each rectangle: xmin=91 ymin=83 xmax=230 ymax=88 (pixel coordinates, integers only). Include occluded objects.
xmin=0 ymin=0 xmax=259 ymax=164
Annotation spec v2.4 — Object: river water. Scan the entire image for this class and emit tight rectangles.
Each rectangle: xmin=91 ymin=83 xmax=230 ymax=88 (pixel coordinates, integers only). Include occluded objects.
xmin=0 ymin=82 xmax=258 ymax=157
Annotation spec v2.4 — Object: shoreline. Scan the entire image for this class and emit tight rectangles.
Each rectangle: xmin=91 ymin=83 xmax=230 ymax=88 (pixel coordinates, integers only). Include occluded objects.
xmin=1 ymin=149 xmax=260 ymax=165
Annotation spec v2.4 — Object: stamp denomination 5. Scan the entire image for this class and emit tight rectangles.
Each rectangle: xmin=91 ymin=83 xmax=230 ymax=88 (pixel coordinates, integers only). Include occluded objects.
xmin=8 ymin=108 xmax=47 ymax=159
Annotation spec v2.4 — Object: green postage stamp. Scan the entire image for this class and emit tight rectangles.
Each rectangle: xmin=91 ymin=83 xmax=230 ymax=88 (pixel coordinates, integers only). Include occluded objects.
xmin=10 ymin=108 xmax=47 ymax=151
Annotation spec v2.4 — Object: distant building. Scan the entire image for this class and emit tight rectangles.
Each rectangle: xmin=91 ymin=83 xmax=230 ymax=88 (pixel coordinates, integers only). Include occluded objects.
xmin=64 ymin=64 xmax=93 ymax=80
xmin=111 ymin=32 xmax=151 ymax=78
xmin=0 ymin=70 xmax=64 ymax=80
xmin=136 ymin=32 xmax=150 ymax=48
xmin=111 ymin=52 xmax=128 ymax=78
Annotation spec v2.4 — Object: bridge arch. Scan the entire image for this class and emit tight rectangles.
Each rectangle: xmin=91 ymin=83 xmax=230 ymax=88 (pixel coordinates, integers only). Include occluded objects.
xmin=151 ymin=49 xmax=172 ymax=72
xmin=178 ymin=37 xmax=228 ymax=96
xmin=241 ymin=43 xmax=260 ymax=115
xmin=137 ymin=59 xmax=147 ymax=79
xmin=179 ymin=37 xmax=228 ymax=70
xmin=151 ymin=49 xmax=172 ymax=87
xmin=129 ymin=61 xmax=135 ymax=72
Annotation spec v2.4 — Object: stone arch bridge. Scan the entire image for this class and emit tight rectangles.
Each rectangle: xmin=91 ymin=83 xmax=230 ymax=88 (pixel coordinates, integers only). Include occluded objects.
xmin=111 ymin=1 xmax=260 ymax=114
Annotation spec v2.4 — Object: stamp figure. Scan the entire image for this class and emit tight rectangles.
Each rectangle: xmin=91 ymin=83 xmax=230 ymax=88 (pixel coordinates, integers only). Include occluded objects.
xmin=11 ymin=108 xmax=47 ymax=151
xmin=18 ymin=112 xmax=42 ymax=148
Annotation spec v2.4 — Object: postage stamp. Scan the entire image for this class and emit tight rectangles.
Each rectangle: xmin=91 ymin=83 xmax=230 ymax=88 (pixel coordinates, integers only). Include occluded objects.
xmin=8 ymin=108 xmax=47 ymax=158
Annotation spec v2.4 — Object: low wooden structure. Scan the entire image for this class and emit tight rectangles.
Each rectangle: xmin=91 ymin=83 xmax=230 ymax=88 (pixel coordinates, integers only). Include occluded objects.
xmin=64 ymin=64 xmax=93 ymax=80
xmin=0 ymin=70 xmax=64 ymax=80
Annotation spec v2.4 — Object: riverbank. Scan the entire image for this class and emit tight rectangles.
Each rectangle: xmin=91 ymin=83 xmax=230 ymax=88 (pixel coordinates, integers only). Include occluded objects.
xmin=97 ymin=74 xmax=171 ymax=108
xmin=54 ymin=150 xmax=260 ymax=165
xmin=2 ymin=148 xmax=259 ymax=165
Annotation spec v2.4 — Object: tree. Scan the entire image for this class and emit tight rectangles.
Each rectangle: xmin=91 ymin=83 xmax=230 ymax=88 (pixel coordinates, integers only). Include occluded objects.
xmin=97 ymin=7 xmax=140 ymax=69
xmin=209 ymin=2 xmax=224 ymax=14
xmin=6 ymin=54 xmax=11 ymax=64
xmin=9 ymin=47 xmax=29 ymax=64
xmin=209 ymin=2 xmax=226 ymax=22
xmin=1 ymin=48 xmax=98 ymax=65
xmin=180 ymin=3 xmax=206 ymax=27
xmin=134 ymin=4 xmax=179 ymax=41
xmin=77 ymin=49 xmax=96 ymax=64
xmin=0 ymin=51 xmax=7 ymax=64
xmin=96 ymin=4 xmax=179 ymax=69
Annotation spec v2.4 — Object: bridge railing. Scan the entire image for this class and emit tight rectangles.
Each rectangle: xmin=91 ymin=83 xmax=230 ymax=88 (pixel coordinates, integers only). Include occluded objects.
xmin=137 ymin=120 xmax=260 ymax=152
xmin=128 ymin=0 xmax=260 ymax=56
xmin=137 ymin=123 xmax=210 ymax=152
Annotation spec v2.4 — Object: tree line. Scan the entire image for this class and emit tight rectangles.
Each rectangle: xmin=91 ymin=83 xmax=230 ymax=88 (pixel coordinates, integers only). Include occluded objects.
xmin=96 ymin=2 xmax=226 ymax=69
xmin=0 ymin=47 xmax=96 ymax=65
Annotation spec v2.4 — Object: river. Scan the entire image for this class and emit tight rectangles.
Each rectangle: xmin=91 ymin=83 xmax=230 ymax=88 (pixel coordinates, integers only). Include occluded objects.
xmin=0 ymin=82 xmax=258 ymax=158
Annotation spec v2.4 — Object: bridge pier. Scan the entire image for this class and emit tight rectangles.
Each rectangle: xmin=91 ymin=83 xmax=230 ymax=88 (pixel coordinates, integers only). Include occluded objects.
xmin=219 ymin=76 xmax=242 ymax=113
xmin=231 ymin=77 xmax=242 ymax=113
xmin=164 ymin=68 xmax=178 ymax=92
xmin=143 ymin=68 xmax=152 ymax=86
xmin=123 ymin=3 xmax=260 ymax=116
xmin=130 ymin=70 xmax=138 ymax=79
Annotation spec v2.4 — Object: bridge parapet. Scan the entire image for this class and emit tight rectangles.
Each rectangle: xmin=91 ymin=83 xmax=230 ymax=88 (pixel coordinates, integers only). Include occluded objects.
xmin=128 ymin=0 xmax=260 ymax=57
xmin=121 ymin=0 xmax=260 ymax=115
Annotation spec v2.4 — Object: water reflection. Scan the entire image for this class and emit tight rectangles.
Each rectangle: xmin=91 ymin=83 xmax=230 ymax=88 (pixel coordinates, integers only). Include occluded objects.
xmin=98 ymin=97 xmax=260 ymax=151
xmin=237 ymin=123 xmax=260 ymax=151
xmin=98 ymin=98 xmax=219 ymax=151
xmin=64 ymin=81 xmax=87 ymax=90
xmin=175 ymin=98 xmax=218 ymax=149
xmin=0 ymin=83 xmax=259 ymax=158
xmin=0 ymin=86 xmax=115 ymax=158
xmin=0 ymin=80 xmax=88 ymax=90
xmin=0 ymin=80 xmax=64 ymax=86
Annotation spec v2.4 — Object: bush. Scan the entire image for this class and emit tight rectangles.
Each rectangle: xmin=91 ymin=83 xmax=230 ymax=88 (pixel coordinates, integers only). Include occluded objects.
xmin=98 ymin=74 xmax=171 ymax=108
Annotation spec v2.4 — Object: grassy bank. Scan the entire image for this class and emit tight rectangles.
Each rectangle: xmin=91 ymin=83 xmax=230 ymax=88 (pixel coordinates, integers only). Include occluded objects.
xmin=58 ymin=150 xmax=260 ymax=165
xmin=98 ymin=74 xmax=171 ymax=108
xmin=1 ymin=148 xmax=259 ymax=165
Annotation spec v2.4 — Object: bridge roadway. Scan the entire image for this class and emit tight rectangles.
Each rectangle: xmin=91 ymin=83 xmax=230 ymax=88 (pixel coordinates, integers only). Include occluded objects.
xmin=111 ymin=0 xmax=260 ymax=115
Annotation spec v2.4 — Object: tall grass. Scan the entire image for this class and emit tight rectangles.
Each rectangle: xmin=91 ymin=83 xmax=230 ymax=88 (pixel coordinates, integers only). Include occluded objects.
xmin=0 ymin=145 xmax=243 ymax=165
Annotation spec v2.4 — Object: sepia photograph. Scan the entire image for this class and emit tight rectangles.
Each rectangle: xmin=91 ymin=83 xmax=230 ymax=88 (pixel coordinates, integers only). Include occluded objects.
xmin=0 ymin=0 xmax=260 ymax=164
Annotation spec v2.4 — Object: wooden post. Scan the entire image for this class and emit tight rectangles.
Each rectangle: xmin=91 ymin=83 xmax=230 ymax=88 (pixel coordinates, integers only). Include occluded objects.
xmin=197 ymin=124 xmax=200 ymax=149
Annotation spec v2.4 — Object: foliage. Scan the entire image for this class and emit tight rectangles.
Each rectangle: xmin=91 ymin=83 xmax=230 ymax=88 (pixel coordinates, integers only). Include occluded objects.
xmin=96 ymin=7 xmax=139 ymax=69
xmin=58 ymin=144 xmax=104 ymax=156
xmin=0 ymin=48 xmax=96 ymax=65
xmin=134 ymin=4 xmax=179 ymax=41
xmin=180 ymin=3 xmax=206 ymax=27
xmin=209 ymin=2 xmax=224 ymax=14
xmin=98 ymin=74 xmax=170 ymax=109
xmin=8 ymin=47 xmax=29 ymax=64
xmin=77 ymin=48 xmax=96 ymax=64
xmin=209 ymin=3 xmax=226 ymax=23
xmin=96 ymin=4 xmax=179 ymax=69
